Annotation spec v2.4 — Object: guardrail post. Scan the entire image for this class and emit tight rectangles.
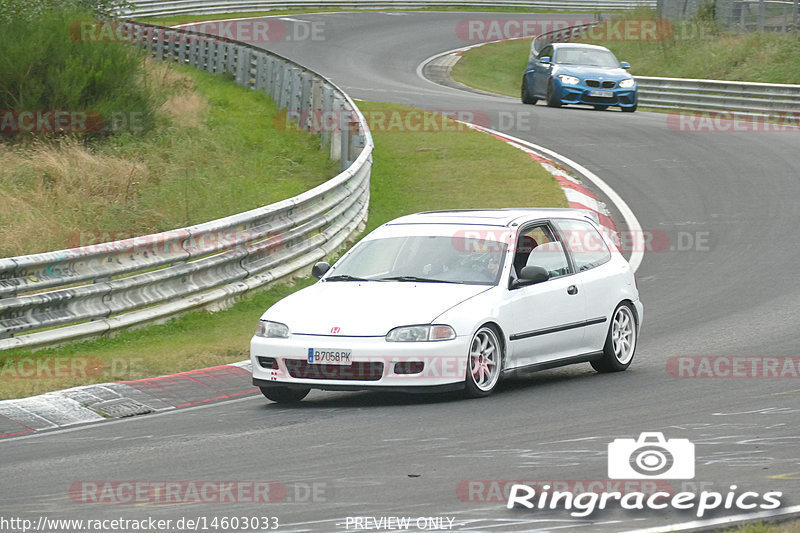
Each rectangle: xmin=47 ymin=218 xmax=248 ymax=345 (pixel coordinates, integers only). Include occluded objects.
xmin=298 ymin=73 xmax=313 ymax=131
xmin=226 ymin=43 xmax=237 ymax=75
xmin=279 ymin=66 xmax=295 ymax=109
xmin=321 ymin=85 xmax=334 ymax=148
xmin=236 ymin=48 xmax=251 ymax=87
xmin=254 ymin=53 xmax=267 ymax=91
xmin=203 ymin=41 xmax=215 ymax=73
xmin=188 ymin=34 xmax=199 ymax=68
xmin=272 ymin=60 xmax=285 ymax=103
xmin=145 ymin=26 xmax=155 ymax=57
xmin=215 ymin=42 xmax=227 ymax=75
xmin=154 ymin=28 xmax=165 ymax=60
xmin=177 ymin=32 xmax=187 ymax=64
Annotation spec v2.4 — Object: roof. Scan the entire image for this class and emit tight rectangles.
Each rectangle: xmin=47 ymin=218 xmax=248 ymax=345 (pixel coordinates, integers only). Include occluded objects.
xmin=550 ymin=43 xmax=611 ymax=51
xmin=384 ymin=208 xmax=599 ymax=228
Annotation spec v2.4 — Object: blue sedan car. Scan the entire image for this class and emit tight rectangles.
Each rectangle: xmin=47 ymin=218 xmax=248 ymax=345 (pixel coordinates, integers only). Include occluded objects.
xmin=521 ymin=43 xmax=637 ymax=112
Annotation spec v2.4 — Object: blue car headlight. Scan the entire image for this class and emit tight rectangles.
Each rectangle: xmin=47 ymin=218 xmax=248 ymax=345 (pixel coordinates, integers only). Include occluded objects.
xmin=619 ymin=78 xmax=635 ymax=89
xmin=558 ymin=75 xmax=580 ymax=86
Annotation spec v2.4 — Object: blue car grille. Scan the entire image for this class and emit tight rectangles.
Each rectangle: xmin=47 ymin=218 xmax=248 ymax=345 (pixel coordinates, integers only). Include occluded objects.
xmin=586 ymin=79 xmax=616 ymax=89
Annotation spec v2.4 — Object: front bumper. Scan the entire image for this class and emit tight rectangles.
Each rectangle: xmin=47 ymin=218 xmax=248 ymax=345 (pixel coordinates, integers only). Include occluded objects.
xmin=557 ymin=83 xmax=637 ymax=108
xmin=251 ymin=334 xmax=471 ymax=392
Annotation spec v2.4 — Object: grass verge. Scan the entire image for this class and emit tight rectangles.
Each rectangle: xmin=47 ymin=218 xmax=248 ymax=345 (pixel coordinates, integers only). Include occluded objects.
xmin=451 ymin=10 xmax=800 ymax=99
xmin=0 ymin=101 xmax=566 ymax=400
xmin=0 ymin=61 xmax=338 ymax=257
xmin=451 ymin=39 xmax=531 ymax=98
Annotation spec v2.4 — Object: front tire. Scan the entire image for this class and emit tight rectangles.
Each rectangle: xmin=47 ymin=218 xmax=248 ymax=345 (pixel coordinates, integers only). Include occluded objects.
xmin=592 ymin=303 xmax=637 ymax=373
xmin=546 ymin=79 xmax=562 ymax=108
xmin=260 ymin=386 xmax=310 ymax=403
xmin=465 ymin=326 xmax=503 ymax=398
xmin=521 ymin=77 xmax=538 ymax=105
xmin=621 ymin=103 xmax=637 ymax=113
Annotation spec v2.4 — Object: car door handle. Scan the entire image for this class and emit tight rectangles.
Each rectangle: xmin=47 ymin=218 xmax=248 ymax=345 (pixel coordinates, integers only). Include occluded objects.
xmin=567 ymin=285 xmax=578 ymax=295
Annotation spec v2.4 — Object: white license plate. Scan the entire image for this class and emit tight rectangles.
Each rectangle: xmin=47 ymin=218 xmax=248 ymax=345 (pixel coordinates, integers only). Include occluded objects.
xmin=307 ymin=348 xmax=352 ymax=365
xmin=589 ymin=90 xmax=612 ymax=98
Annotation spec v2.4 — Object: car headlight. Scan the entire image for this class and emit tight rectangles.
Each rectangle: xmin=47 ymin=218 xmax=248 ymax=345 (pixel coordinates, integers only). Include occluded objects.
xmin=618 ymin=78 xmax=635 ymax=88
xmin=558 ymin=75 xmax=580 ymax=86
xmin=255 ymin=320 xmax=289 ymax=338
xmin=386 ymin=324 xmax=456 ymax=342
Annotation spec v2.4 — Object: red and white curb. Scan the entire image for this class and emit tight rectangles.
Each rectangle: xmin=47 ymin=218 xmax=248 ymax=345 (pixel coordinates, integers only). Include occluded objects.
xmin=0 ymin=361 xmax=254 ymax=439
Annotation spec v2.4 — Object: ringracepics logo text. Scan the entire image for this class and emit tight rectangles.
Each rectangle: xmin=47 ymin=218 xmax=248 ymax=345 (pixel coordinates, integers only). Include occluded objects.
xmin=506 ymin=433 xmax=782 ymax=517
xmin=506 ymin=482 xmax=782 ymax=517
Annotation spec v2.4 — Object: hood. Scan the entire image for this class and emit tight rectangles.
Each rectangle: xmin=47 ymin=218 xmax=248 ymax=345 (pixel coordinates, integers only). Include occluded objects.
xmin=263 ymin=281 xmax=490 ymax=336
xmin=554 ymin=64 xmax=630 ymax=80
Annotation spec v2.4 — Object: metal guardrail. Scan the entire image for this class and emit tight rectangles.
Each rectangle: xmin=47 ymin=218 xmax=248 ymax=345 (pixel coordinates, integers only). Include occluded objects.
xmin=636 ymin=76 xmax=800 ymax=114
xmin=125 ymin=0 xmax=656 ymax=18
xmin=0 ymin=21 xmax=373 ymax=351
xmin=531 ymin=20 xmax=599 ymax=55
xmin=531 ymin=21 xmax=800 ymax=114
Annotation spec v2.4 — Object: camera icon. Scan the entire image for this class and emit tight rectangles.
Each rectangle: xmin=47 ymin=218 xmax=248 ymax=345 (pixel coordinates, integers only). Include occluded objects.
xmin=608 ymin=432 xmax=695 ymax=479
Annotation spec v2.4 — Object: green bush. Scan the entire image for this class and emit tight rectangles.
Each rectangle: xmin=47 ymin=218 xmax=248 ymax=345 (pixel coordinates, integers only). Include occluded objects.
xmin=0 ymin=0 xmax=131 ymax=23
xmin=0 ymin=1 xmax=153 ymax=138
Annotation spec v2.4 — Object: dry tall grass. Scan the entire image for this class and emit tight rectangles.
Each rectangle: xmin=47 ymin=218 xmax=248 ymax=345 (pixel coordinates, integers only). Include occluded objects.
xmin=0 ymin=60 xmax=208 ymax=258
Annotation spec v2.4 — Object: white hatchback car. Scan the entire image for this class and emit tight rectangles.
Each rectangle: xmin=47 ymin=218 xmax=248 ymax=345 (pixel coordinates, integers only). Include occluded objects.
xmin=251 ymin=209 xmax=642 ymax=403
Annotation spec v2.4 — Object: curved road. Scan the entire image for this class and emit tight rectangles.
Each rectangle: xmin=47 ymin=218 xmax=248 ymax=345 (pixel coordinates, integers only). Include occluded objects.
xmin=2 ymin=12 xmax=799 ymax=532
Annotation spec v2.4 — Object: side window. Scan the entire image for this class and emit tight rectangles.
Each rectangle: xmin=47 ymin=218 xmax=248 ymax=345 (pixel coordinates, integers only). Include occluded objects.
xmin=537 ymin=46 xmax=553 ymax=61
xmin=526 ymin=241 xmax=570 ymax=278
xmin=513 ymin=223 xmax=570 ymax=279
xmin=555 ymin=219 xmax=611 ymax=272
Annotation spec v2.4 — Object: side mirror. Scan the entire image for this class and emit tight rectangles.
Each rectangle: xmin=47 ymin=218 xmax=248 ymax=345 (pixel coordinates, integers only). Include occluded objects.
xmin=519 ymin=265 xmax=550 ymax=285
xmin=620 ymin=61 xmax=630 ymax=69
xmin=312 ymin=261 xmax=330 ymax=279
xmin=539 ymin=56 xmax=551 ymax=64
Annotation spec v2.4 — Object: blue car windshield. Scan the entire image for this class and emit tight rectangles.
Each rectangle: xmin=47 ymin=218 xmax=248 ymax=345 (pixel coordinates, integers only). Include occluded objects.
xmin=555 ymin=48 xmax=619 ymax=68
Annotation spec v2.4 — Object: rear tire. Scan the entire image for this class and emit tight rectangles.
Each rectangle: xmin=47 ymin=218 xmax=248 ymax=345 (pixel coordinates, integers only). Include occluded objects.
xmin=260 ymin=386 xmax=310 ymax=403
xmin=592 ymin=303 xmax=637 ymax=373
xmin=546 ymin=79 xmax=562 ymax=108
xmin=521 ymin=77 xmax=538 ymax=105
xmin=593 ymin=105 xmax=609 ymax=111
xmin=464 ymin=326 xmax=503 ymax=398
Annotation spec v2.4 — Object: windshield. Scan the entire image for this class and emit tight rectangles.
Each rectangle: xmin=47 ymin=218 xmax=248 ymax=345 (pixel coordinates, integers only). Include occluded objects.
xmin=327 ymin=235 xmax=507 ymax=285
xmin=555 ymin=48 xmax=620 ymax=68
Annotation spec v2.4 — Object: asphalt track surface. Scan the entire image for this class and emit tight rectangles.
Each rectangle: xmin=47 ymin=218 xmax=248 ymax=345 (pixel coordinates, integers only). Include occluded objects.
xmin=2 ymin=12 xmax=800 ymax=533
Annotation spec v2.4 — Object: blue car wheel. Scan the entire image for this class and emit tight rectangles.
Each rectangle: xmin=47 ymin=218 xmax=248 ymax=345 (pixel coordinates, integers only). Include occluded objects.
xmin=546 ymin=79 xmax=561 ymax=108
xmin=521 ymin=76 xmax=537 ymax=105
